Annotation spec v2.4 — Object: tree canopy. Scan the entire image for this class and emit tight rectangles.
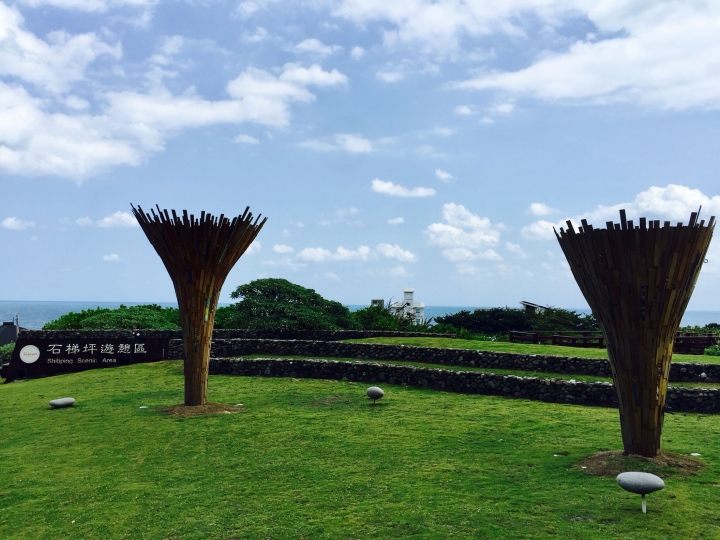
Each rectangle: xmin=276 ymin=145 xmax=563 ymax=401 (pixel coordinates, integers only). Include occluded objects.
xmin=215 ymin=278 xmax=357 ymax=330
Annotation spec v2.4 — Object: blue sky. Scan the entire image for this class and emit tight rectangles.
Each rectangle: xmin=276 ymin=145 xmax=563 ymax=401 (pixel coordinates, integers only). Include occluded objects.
xmin=1 ymin=0 xmax=720 ymax=309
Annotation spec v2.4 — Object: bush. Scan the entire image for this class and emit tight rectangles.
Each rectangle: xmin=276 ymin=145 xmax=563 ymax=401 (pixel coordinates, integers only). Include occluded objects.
xmin=704 ymin=345 xmax=720 ymax=356
xmin=350 ymin=303 xmax=435 ymax=332
xmin=434 ymin=307 xmax=598 ymax=337
xmin=0 ymin=343 xmax=14 ymax=363
xmin=43 ymin=304 xmax=180 ymax=330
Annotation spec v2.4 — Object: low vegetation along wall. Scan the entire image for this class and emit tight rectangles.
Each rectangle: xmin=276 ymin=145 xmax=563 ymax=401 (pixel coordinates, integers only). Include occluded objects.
xmin=180 ymin=338 xmax=720 ymax=383
xmin=15 ymin=329 xmax=450 ymax=341
xmin=209 ymin=357 xmax=720 ymax=414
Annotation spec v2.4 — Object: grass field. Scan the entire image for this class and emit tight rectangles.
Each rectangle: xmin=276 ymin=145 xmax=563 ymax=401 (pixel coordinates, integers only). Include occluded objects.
xmin=346 ymin=337 xmax=718 ymax=365
xmin=2 ymin=360 xmax=720 ymax=539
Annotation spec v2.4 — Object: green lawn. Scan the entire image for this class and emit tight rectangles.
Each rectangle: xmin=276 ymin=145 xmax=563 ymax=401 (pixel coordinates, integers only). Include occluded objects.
xmin=2 ymin=361 xmax=720 ymax=539
xmin=346 ymin=337 xmax=717 ymax=364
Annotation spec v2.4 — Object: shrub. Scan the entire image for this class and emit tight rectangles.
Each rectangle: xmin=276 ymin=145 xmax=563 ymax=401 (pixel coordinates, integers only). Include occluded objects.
xmin=704 ymin=345 xmax=720 ymax=356
xmin=43 ymin=304 xmax=180 ymax=330
xmin=0 ymin=343 xmax=14 ymax=363
xmin=435 ymin=307 xmax=598 ymax=336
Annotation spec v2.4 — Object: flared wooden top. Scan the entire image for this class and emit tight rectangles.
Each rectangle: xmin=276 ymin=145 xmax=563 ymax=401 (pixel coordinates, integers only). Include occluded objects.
xmin=131 ymin=204 xmax=267 ymax=278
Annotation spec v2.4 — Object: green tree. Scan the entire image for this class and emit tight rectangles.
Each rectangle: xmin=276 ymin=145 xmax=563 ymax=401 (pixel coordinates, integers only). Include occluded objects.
xmin=42 ymin=304 xmax=180 ymax=330
xmin=435 ymin=307 xmax=598 ymax=335
xmin=215 ymin=278 xmax=358 ymax=330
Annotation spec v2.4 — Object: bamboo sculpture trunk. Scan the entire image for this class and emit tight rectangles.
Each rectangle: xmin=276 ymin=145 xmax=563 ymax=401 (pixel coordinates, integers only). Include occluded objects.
xmin=132 ymin=205 xmax=266 ymax=406
xmin=556 ymin=210 xmax=714 ymax=457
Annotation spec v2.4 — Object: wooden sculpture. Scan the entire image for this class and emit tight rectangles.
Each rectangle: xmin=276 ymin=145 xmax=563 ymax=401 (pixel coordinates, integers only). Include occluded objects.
xmin=556 ymin=209 xmax=714 ymax=457
xmin=132 ymin=205 xmax=266 ymax=406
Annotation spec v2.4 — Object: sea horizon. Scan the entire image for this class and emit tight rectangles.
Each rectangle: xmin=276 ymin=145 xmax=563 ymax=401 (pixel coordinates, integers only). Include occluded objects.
xmin=2 ymin=300 xmax=719 ymax=331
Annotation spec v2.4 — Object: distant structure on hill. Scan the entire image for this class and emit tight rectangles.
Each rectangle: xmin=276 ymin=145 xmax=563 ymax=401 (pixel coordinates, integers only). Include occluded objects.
xmin=389 ymin=289 xmax=425 ymax=324
xmin=0 ymin=316 xmax=25 ymax=346
xmin=520 ymin=301 xmax=549 ymax=314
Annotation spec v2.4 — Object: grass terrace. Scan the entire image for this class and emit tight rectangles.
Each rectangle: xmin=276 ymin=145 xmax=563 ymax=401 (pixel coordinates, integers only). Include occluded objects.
xmin=2 ymin=360 xmax=720 ymax=539
xmin=345 ymin=337 xmax=718 ymax=365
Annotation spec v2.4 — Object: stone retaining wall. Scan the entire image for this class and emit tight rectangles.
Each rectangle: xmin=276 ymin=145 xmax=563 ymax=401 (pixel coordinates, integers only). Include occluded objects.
xmin=184 ymin=338 xmax=720 ymax=383
xmin=209 ymin=357 xmax=720 ymax=414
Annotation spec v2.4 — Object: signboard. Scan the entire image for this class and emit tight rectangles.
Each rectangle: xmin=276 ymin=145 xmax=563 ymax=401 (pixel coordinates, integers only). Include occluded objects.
xmin=3 ymin=336 xmax=172 ymax=381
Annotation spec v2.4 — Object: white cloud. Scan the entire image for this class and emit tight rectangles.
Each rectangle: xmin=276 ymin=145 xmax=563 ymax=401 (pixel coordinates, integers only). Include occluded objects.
xmin=489 ymin=102 xmax=515 ymax=114
xmin=293 ymin=38 xmax=342 ymax=57
xmin=479 ymin=116 xmax=495 ymax=125
xmin=390 ymin=265 xmax=406 ymax=276
xmin=387 ymin=217 xmax=405 ymax=225
xmin=376 ymin=243 xmax=417 ymax=262
xmin=1 ymin=216 xmax=35 ymax=230
xmin=65 ymin=96 xmax=89 ymax=110
xmin=520 ymin=220 xmax=557 ymax=241
xmin=452 ymin=4 xmax=720 ymax=110
xmin=506 ymin=242 xmax=527 ymax=258
xmin=415 ymin=144 xmax=446 ymax=158
xmin=350 ymin=46 xmax=365 ymax=59
xmin=430 ymin=127 xmax=454 ymax=137
xmin=102 ymin=253 xmax=119 ymax=262
xmin=235 ymin=134 xmax=260 ymax=144
xmin=297 ymin=245 xmax=371 ymax=262
xmin=0 ymin=59 xmax=347 ymax=179
xmin=299 ymin=133 xmax=373 ymax=153
xmin=441 ymin=247 xmax=502 ymax=261
xmin=456 ymin=263 xmax=479 ymax=275
xmin=522 ymin=184 xmax=720 ymax=241
xmin=454 ymin=105 xmax=474 ymax=115
xmin=97 ymin=211 xmax=138 ymax=228
xmin=332 ymin=1 xmax=720 ymax=110
xmin=246 ymin=240 xmax=261 ymax=254
xmin=435 ymin=168 xmax=453 ymax=182
xmin=75 ymin=216 xmax=92 ymax=226
xmin=528 ymin=202 xmax=557 ymax=216
xmin=273 ymin=244 xmax=294 ymax=253
xmin=372 ymin=179 xmax=435 ymax=197
xmin=18 ymin=0 xmax=157 ymax=11
xmin=331 ymin=0 xmax=528 ymax=55
xmin=242 ymin=27 xmax=269 ymax=43
xmin=376 ymin=70 xmax=404 ymax=83
xmin=0 ymin=3 xmax=121 ymax=93
xmin=425 ymin=203 xmax=503 ymax=262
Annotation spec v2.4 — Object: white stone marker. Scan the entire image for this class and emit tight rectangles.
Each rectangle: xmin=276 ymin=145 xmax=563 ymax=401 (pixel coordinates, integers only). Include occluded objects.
xmin=617 ymin=472 xmax=665 ymax=513
xmin=366 ymin=386 xmax=384 ymax=404
xmin=49 ymin=397 xmax=76 ymax=408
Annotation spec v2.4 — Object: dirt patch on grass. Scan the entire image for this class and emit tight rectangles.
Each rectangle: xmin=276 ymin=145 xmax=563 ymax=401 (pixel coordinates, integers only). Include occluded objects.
xmin=158 ymin=403 xmax=243 ymax=418
xmin=575 ymin=450 xmax=706 ymax=478
xmin=311 ymin=395 xmax=349 ymax=406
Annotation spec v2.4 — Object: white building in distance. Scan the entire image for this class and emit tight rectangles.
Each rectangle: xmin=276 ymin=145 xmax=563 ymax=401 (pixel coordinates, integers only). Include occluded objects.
xmin=389 ymin=289 xmax=425 ymax=324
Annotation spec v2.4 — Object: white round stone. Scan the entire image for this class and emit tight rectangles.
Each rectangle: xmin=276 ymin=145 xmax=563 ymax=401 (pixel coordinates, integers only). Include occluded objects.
xmin=366 ymin=386 xmax=384 ymax=400
xmin=617 ymin=472 xmax=665 ymax=495
xmin=49 ymin=397 xmax=75 ymax=408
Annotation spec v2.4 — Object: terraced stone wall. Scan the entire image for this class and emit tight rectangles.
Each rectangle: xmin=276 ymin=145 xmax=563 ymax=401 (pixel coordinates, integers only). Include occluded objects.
xmin=175 ymin=338 xmax=720 ymax=383
xmin=209 ymin=357 xmax=720 ymax=414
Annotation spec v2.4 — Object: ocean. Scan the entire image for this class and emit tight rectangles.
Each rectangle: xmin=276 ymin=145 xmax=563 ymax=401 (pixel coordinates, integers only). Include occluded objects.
xmin=2 ymin=300 xmax=719 ymax=330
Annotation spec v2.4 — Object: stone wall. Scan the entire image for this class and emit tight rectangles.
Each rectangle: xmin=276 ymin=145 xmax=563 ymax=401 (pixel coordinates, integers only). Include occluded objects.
xmin=209 ymin=357 xmax=720 ymax=414
xmin=180 ymin=338 xmax=720 ymax=383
